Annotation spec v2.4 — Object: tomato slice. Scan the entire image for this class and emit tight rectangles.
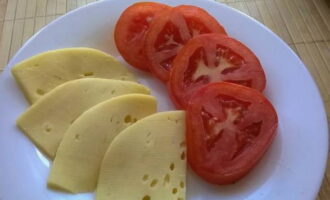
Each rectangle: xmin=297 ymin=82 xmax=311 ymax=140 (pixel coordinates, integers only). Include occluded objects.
xmin=169 ymin=33 xmax=266 ymax=109
xmin=144 ymin=5 xmax=227 ymax=82
xmin=115 ymin=2 xmax=170 ymax=71
xmin=186 ymin=82 xmax=278 ymax=184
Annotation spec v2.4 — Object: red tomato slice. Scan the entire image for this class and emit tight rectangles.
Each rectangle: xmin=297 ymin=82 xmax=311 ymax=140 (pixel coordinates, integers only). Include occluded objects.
xmin=115 ymin=2 xmax=170 ymax=71
xmin=144 ymin=5 xmax=227 ymax=82
xmin=186 ymin=82 xmax=278 ymax=185
xmin=169 ymin=33 xmax=266 ymax=109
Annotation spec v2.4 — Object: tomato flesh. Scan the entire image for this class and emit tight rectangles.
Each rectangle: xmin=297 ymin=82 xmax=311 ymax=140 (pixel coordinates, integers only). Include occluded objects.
xmin=145 ymin=5 xmax=227 ymax=82
xmin=169 ymin=33 xmax=266 ymax=109
xmin=186 ymin=82 xmax=278 ymax=184
xmin=115 ymin=2 xmax=170 ymax=71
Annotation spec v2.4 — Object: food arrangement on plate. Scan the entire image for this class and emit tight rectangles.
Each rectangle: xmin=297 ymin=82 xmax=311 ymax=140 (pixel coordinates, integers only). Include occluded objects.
xmin=11 ymin=2 xmax=278 ymax=200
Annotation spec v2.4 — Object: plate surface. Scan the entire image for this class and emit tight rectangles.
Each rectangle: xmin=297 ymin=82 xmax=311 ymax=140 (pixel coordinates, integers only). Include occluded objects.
xmin=0 ymin=0 xmax=328 ymax=199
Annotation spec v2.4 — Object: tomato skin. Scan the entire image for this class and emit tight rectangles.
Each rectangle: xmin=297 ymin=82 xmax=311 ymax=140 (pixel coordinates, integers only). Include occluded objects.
xmin=186 ymin=82 xmax=278 ymax=185
xmin=144 ymin=5 xmax=227 ymax=82
xmin=169 ymin=33 xmax=266 ymax=109
xmin=114 ymin=2 xmax=170 ymax=71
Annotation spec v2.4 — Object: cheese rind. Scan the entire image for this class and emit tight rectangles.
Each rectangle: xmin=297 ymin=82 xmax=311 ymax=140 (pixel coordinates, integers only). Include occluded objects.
xmin=96 ymin=111 xmax=186 ymax=200
xmin=11 ymin=48 xmax=136 ymax=104
xmin=47 ymin=94 xmax=157 ymax=193
xmin=16 ymin=78 xmax=150 ymax=159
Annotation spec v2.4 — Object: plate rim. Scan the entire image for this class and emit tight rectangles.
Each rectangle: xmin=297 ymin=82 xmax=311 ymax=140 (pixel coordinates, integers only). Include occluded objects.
xmin=2 ymin=0 xmax=329 ymax=199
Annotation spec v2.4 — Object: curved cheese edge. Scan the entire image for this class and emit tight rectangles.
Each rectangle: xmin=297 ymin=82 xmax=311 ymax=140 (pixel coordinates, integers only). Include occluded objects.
xmin=96 ymin=111 xmax=186 ymax=200
xmin=47 ymin=94 xmax=157 ymax=193
xmin=11 ymin=47 xmax=136 ymax=104
xmin=16 ymin=78 xmax=150 ymax=159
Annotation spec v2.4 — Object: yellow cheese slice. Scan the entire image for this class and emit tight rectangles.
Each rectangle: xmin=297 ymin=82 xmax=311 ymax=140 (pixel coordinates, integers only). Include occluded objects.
xmin=96 ymin=111 xmax=186 ymax=200
xmin=47 ymin=94 xmax=157 ymax=193
xmin=11 ymin=47 xmax=136 ymax=104
xmin=16 ymin=78 xmax=150 ymax=159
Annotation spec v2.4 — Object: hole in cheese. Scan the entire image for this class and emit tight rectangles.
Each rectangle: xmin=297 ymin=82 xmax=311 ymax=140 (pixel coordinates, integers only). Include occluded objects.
xmin=180 ymin=151 xmax=185 ymax=160
xmin=170 ymin=163 xmax=175 ymax=171
xmin=163 ymin=174 xmax=170 ymax=186
xmin=83 ymin=72 xmax=94 ymax=76
xmin=180 ymin=181 xmax=185 ymax=188
xmin=146 ymin=132 xmax=152 ymax=145
xmin=142 ymin=174 xmax=149 ymax=182
xmin=142 ymin=195 xmax=151 ymax=200
xmin=44 ymin=124 xmax=52 ymax=133
xmin=124 ymin=115 xmax=132 ymax=123
xmin=172 ymin=188 xmax=178 ymax=194
xmin=150 ymin=179 xmax=158 ymax=188
xmin=179 ymin=141 xmax=185 ymax=148
xmin=36 ymin=89 xmax=45 ymax=95
xmin=75 ymin=134 xmax=80 ymax=141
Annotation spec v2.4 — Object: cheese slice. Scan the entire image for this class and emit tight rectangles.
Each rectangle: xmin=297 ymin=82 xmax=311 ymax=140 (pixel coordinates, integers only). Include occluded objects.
xmin=11 ymin=47 xmax=136 ymax=104
xmin=96 ymin=111 xmax=186 ymax=200
xmin=47 ymin=94 xmax=157 ymax=193
xmin=16 ymin=78 xmax=150 ymax=159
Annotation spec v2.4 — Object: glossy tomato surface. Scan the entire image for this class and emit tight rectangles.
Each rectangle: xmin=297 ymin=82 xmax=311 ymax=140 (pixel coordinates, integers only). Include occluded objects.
xmin=144 ymin=5 xmax=227 ymax=82
xmin=169 ymin=33 xmax=266 ymax=109
xmin=115 ymin=2 xmax=170 ymax=71
xmin=186 ymin=82 xmax=278 ymax=185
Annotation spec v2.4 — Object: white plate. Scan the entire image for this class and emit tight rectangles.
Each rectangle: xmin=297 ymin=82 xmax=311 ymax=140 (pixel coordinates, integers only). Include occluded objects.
xmin=0 ymin=0 xmax=328 ymax=199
